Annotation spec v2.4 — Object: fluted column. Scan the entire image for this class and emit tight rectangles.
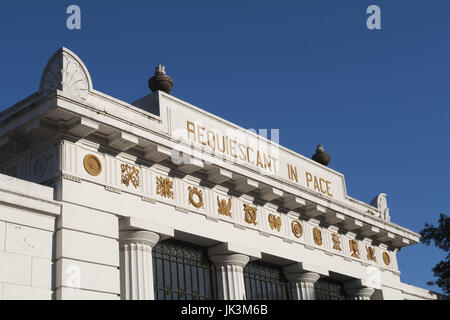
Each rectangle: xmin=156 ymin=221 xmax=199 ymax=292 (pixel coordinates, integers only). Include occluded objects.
xmin=283 ymin=263 xmax=327 ymax=300
xmin=344 ymin=279 xmax=375 ymax=300
xmin=209 ymin=253 xmax=250 ymax=300
xmin=119 ymin=230 xmax=160 ymax=300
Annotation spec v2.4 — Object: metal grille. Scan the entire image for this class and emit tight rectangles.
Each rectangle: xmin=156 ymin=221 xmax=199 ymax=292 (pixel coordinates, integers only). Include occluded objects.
xmin=152 ymin=239 xmax=217 ymax=300
xmin=244 ymin=261 xmax=290 ymax=300
xmin=314 ymin=278 xmax=347 ymax=300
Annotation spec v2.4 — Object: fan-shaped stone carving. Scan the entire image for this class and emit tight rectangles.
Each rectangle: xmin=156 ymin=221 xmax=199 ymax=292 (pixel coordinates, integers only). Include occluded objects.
xmin=39 ymin=47 xmax=92 ymax=100
xmin=370 ymin=193 xmax=390 ymax=222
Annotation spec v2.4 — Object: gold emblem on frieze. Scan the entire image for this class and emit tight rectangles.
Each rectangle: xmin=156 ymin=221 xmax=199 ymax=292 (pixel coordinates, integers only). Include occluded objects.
xmin=366 ymin=246 xmax=376 ymax=262
xmin=217 ymin=197 xmax=232 ymax=217
xmin=291 ymin=221 xmax=303 ymax=238
xmin=188 ymin=186 xmax=204 ymax=209
xmin=243 ymin=204 xmax=257 ymax=225
xmin=382 ymin=252 xmax=390 ymax=266
xmin=83 ymin=154 xmax=102 ymax=176
xmin=349 ymin=240 xmax=360 ymax=258
xmin=121 ymin=164 xmax=140 ymax=188
xmin=313 ymin=227 xmax=323 ymax=246
xmin=268 ymin=214 xmax=282 ymax=232
xmin=331 ymin=233 xmax=342 ymax=251
xmin=156 ymin=176 xmax=174 ymax=199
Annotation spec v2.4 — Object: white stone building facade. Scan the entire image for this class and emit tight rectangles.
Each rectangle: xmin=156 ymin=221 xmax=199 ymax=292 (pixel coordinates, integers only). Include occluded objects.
xmin=0 ymin=48 xmax=444 ymax=300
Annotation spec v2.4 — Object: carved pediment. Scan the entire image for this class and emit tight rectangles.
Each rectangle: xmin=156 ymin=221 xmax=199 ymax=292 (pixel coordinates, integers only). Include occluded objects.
xmin=39 ymin=47 xmax=92 ymax=100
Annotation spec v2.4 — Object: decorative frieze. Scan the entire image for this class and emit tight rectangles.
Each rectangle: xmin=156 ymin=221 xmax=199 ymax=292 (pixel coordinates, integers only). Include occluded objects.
xmin=63 ymin=142 xmax=398 ymax=272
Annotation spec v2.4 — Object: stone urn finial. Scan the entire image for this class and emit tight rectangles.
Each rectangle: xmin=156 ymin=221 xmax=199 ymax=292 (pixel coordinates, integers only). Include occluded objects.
xmin=312 ymin=144 xmax=331 ymax=166
xmin=148 ymin=65 xmax=173 ymax=94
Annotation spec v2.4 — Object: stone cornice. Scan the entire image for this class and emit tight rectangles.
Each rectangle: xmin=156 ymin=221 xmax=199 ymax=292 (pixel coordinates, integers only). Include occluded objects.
xmin=0 ymin=186 xmax=61 ymax=216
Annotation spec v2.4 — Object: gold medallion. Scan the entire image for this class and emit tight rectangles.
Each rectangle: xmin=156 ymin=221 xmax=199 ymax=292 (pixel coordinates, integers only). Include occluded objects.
xmin=83 ymin=154 xmax=102 ymax=176
xmin=382 ymin=252 xmax=390 ymax=266
xmin=291 ymin=221 xmax=303 ymax=238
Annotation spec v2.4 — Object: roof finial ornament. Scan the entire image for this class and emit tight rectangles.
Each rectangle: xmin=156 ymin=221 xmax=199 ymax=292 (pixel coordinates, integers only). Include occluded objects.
xmin=148 ymin=65 xmax=173 ymax=94
xmin=312 ymin=144 xmax=331 ymax=166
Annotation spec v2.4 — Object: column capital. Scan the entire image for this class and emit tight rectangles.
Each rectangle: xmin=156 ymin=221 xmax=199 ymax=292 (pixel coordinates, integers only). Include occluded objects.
xmin=345 ymin=287 xmax=375 ymax=300
xmin=119 ymin=216 xmax=174 ymax=240
xmin=343 ymin=279 xmax=375 ymax=300
xmin=208 ymin=242 xmax=261 ymax=260
xmin=119 ymin=230 xmax=160 ymax=248
xmin=285 ymin=271 xmax=321 ymax=284
xmin=209 ymin=253 xmax=250 ymax=268
xmin=283 ymin=262 xmax=328 ymax=281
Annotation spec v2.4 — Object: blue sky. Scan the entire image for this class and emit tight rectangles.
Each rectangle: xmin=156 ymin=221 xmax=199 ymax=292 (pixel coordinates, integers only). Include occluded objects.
xmin=1 ymin=1 xmax=449 ymax=294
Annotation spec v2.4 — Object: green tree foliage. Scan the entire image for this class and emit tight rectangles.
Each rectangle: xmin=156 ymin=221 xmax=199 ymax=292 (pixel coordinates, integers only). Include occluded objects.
xmin=419 ymin=213 xmax=450 ymax=294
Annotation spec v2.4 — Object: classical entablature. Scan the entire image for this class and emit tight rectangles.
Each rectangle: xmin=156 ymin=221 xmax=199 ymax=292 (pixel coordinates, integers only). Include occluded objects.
xmin=0 ymin=48 xmax=425 ymax=300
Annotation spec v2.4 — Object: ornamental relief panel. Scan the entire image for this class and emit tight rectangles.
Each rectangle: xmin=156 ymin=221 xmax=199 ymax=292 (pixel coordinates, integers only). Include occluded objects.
xmin=217 ymin=196 xmax=232 ymax=217
xmin=331 ymin=233 xmax=342 ymax=251
xmin=121 ymin=164 xmax=140 ymax=188
xmin=349 ymin=240 xmax=360 ymax=258
xmin=313 ymin=227 xmax=323 ymax=246
xmin=188 ymin=186 xmax=204 ymax=209
xmin=32 ymin=150 xmax=53 ymax=179
xmin=156 ymin=176 xmax=174 ymax=199
xmin=31 ymin=146 xmax=59 ymax=182
xmin=243 ymin=204 xmax=258 ymax=226
xmin=268 ymin=214 xmax=282 ymax=232
xmin=366 ymin=246 xmax=376 ymax=262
